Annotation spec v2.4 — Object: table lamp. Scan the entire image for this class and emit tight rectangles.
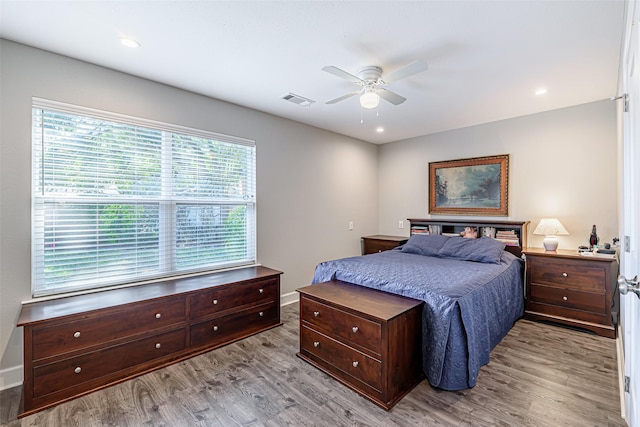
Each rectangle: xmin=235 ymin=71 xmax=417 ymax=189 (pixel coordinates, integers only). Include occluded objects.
xmin=533 ymin=218 xmax=569 ymax=251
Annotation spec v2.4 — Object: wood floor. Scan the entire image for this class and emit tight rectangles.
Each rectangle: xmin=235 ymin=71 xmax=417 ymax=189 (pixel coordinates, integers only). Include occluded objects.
xmin=1 ymin=303 xmax=627 ymax=426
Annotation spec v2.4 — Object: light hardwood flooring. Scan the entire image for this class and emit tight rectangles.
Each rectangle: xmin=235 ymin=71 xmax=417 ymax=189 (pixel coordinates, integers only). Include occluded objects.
xmin=1 ymin=303 xmax=627 ymax=426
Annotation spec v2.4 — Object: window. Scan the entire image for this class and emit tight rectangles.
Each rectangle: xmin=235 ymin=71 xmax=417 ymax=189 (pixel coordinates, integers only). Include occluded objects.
xmin=32 ymin=99 xmax=256 ymax=297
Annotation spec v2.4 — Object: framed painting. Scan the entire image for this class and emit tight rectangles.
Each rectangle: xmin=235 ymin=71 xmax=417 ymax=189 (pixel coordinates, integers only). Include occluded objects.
xmin=429 ymin=154 xmax=509 ymax=216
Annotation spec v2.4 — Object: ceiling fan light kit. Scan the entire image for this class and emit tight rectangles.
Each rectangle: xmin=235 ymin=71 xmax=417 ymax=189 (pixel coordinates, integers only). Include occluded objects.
xmin=323 ymin=60 xmax=428 ymax=111
xmin=360 ymin=88 xmax=380 ymax=109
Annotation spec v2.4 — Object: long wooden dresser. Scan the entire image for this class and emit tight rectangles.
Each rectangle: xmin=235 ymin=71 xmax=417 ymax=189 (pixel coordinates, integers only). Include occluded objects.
xmin=17 ymin=266 xmax=282 ymax=417
xmin=297 ymin=280 xmax=424 ymax=410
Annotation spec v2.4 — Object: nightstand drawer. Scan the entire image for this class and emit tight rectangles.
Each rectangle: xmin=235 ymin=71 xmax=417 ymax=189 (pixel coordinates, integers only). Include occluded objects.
xmin=362 ymin=236 xmax=408 ymax=255
xmin=300 ymin=296 xmax=381 ymax=355
xmin=529 ymin=258 xmax=605 ymax=292
xmin=529 ymin=284 xmax=606 ymax=314
xmin=301 ymin=325 xmax=382 ymax=391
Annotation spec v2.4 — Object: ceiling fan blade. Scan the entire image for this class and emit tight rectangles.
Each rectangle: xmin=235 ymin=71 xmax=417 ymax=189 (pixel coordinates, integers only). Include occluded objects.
xmin=383 ymin=60 xmax=428 ymax=83
xmin=378 ymin=88 xmax=406 ymax=105
xmin=322 ymin=66 xmax=363 ymax=84
xmin=326 ymin=90 xmax=362 ymax=104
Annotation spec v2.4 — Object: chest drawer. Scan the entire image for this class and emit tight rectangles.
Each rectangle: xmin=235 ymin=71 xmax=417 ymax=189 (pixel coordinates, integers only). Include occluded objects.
xmin=32 ymin=296 xmax=187 ymax=360
xmin=301 ymin=325 xmax=382 ymax=391
xmin=529 ymin=284 xmax=607 ymax=315
xmin=189 ymin=278 xmax=278 ymax=320
xmin=529 ymin=258 xmax=605 ymax=292
xmin=190 ymin=302 xmax=278 ymax=349
xmin=301 ymin=296 xmax=381 ymax=355
xmin=33 ymin=328 xmax=186 ymax=398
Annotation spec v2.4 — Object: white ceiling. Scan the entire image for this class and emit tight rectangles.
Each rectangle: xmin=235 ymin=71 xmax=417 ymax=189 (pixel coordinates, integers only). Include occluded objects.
xmin=0 ymin=1 xmax=625 ymax=144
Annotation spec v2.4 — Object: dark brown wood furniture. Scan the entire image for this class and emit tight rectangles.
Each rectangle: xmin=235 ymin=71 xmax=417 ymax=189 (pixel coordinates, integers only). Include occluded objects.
xmin=361 ymin=235 xmax=408 ymax=255
xmin=408 ymin=218 xmax=529 ymax=257
xmin=17 ymin=266 xmax=282 ymax=417
xmin=522 ymin=248 xmax=618 ymax=338
xmin=296 ymin=280 xmax=424 ymax=410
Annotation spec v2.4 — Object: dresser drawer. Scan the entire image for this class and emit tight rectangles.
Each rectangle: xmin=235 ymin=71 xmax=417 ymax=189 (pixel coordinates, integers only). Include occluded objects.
xmin=529 ymin=258 xmax=605 ymax=292
xmin=32 ymin=296 xmax=187 ymax=360
xmin=189 ymin=278 xmax=278 ymax=320
xmin=301 ymin=325 xmax=382 ymax=391
xmin=33 ymin=328 xmax=186 ymax=398
xmin=301 ymin=296 xmax=381 ymax=355
xmin=529 ymin=284 xmax=606 ymax=314
xmin=190 ymin=302 xmax=278 ymax=348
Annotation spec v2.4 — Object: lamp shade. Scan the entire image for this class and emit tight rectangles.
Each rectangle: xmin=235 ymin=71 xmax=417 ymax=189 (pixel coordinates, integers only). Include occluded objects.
xmin=360 ymin=89 xmax=380 ymax=109
xmin=533 ymin=218 xmax=569 ymax=251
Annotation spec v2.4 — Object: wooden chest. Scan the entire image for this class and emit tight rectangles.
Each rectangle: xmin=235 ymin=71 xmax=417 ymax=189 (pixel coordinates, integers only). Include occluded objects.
xmin=297 ymin=280 xmax=424 ymax=410
xmin=18 ymin=266 xmax=282 ymax=417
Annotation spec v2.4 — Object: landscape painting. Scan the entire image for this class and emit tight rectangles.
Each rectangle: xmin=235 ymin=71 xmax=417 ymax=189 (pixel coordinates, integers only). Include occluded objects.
xmin=429 ymin=154 xmax=509 ymax=216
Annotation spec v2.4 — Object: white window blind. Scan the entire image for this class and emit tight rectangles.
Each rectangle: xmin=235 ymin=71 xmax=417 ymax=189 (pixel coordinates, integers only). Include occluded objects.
xmin=32 ymin=99 xmax=256 ymax=297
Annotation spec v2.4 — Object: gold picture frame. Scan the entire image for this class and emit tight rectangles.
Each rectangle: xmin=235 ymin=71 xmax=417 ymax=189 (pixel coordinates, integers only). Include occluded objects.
xmin=429 ymin=154 xmax=509 ymax=216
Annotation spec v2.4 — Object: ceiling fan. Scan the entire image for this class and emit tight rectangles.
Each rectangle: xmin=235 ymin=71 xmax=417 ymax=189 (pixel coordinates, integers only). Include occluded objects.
xmin=322 ymin=60 xmax=428 ymax=109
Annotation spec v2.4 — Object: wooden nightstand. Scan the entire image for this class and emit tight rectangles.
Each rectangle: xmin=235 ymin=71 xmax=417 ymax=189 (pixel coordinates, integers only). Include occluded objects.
xmin=361 ymin=235 xmax=408 ymax=255
xmin=522 ymin=248 xmax=618 ymax=338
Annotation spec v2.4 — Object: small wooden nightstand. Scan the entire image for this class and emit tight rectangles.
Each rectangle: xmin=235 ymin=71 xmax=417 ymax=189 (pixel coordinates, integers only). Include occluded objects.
xmin=523 ymin=248 xmax=618 ymax=338
xmin=361 ymin=235 xmax=408 ymax=255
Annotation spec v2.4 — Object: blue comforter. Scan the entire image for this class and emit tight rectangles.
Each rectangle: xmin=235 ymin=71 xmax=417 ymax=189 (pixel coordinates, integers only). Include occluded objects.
xmin=312 ymin=249 xmax=524 ymax=390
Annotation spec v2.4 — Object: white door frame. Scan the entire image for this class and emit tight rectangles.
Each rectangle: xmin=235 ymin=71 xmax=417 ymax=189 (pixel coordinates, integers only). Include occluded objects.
xmin=620 ymin=0 xmax=640 ymax=425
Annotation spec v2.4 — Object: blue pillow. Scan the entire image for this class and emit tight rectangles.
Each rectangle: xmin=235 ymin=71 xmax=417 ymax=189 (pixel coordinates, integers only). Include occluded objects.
xmin=437 ymin=236 xmax=506 ymax=264
xmin=400 ymin=234 xmax=450 ymax=257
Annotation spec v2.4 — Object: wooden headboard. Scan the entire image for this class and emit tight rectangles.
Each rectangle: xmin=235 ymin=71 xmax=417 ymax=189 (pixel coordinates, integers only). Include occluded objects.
xmin=407 ymin=218 xmax=530 ymax=258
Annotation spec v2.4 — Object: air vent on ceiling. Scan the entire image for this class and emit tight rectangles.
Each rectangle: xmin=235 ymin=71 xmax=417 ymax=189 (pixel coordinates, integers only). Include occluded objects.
xmin=281 ymin=93 xmax=315 ymax=107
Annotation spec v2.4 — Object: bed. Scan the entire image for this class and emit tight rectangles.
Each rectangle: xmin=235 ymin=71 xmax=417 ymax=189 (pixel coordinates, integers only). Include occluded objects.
xmin=312 ymin=233 xmax=525 ymax=391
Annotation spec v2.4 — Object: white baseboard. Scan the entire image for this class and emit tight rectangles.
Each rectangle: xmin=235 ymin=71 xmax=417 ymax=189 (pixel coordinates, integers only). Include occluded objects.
xmin=280 ymin=291 xmax=299 ymax=307
xmin=0 ymin=365 xmax=23 ymax=391
xmin=0 ymin=295 xmax=299 ymax=392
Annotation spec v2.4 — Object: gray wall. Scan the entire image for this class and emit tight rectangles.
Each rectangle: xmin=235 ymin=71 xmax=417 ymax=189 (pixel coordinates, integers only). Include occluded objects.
xmin=377 ymin=100 xmax=618 ymax=250
xmin=0 ymin=40 xmax=378 ymax=387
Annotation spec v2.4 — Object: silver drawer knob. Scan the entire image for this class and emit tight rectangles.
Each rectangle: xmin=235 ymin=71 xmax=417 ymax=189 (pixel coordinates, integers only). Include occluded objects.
xmin=73 ymin=331 xmax=81 ymax=338
xmin=313 ymin=311 xmax=319 ymax=317
xmin=155 ymin=343 xmax=161 ymax=349
xmin=259 ymin=288 xmax=264 ymax=294
xmin=74 ymin=367 xmax=82 ymax=374
xmin=259 ymin=311 xmax=264 ymax=317
xmin=352 ymin=326 xmax=359 ymax=333
xmin=562 ymin=296 xmax=568 ymax=301
xmin=212 ymin=325 xmax=219 ymax=332
xmin=212 ymin=299 xmax=218 ymax=305
xmin=352 ymin=361 xmax=359 ymax=368
xmin=313 ymin=341 xmax=320 ymax=348
xmin=562 ymin=273 xmax=568 ymax=277
xmin=155 ymin=313 xmax=161 ymax=319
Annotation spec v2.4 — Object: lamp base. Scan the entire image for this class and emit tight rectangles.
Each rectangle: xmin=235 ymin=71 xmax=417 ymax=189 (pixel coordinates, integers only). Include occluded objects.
xmin=542 ymin=236 xmax=559 ymax=251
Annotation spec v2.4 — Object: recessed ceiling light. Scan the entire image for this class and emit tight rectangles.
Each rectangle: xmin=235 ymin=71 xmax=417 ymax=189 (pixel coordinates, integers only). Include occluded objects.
xmin=376 ymin=127 xmax=384 ymax=133
xmin=120 ymin=37 xmax=141 ymax=48
xmin=535 ymin=88 xmax=548 ymax=96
